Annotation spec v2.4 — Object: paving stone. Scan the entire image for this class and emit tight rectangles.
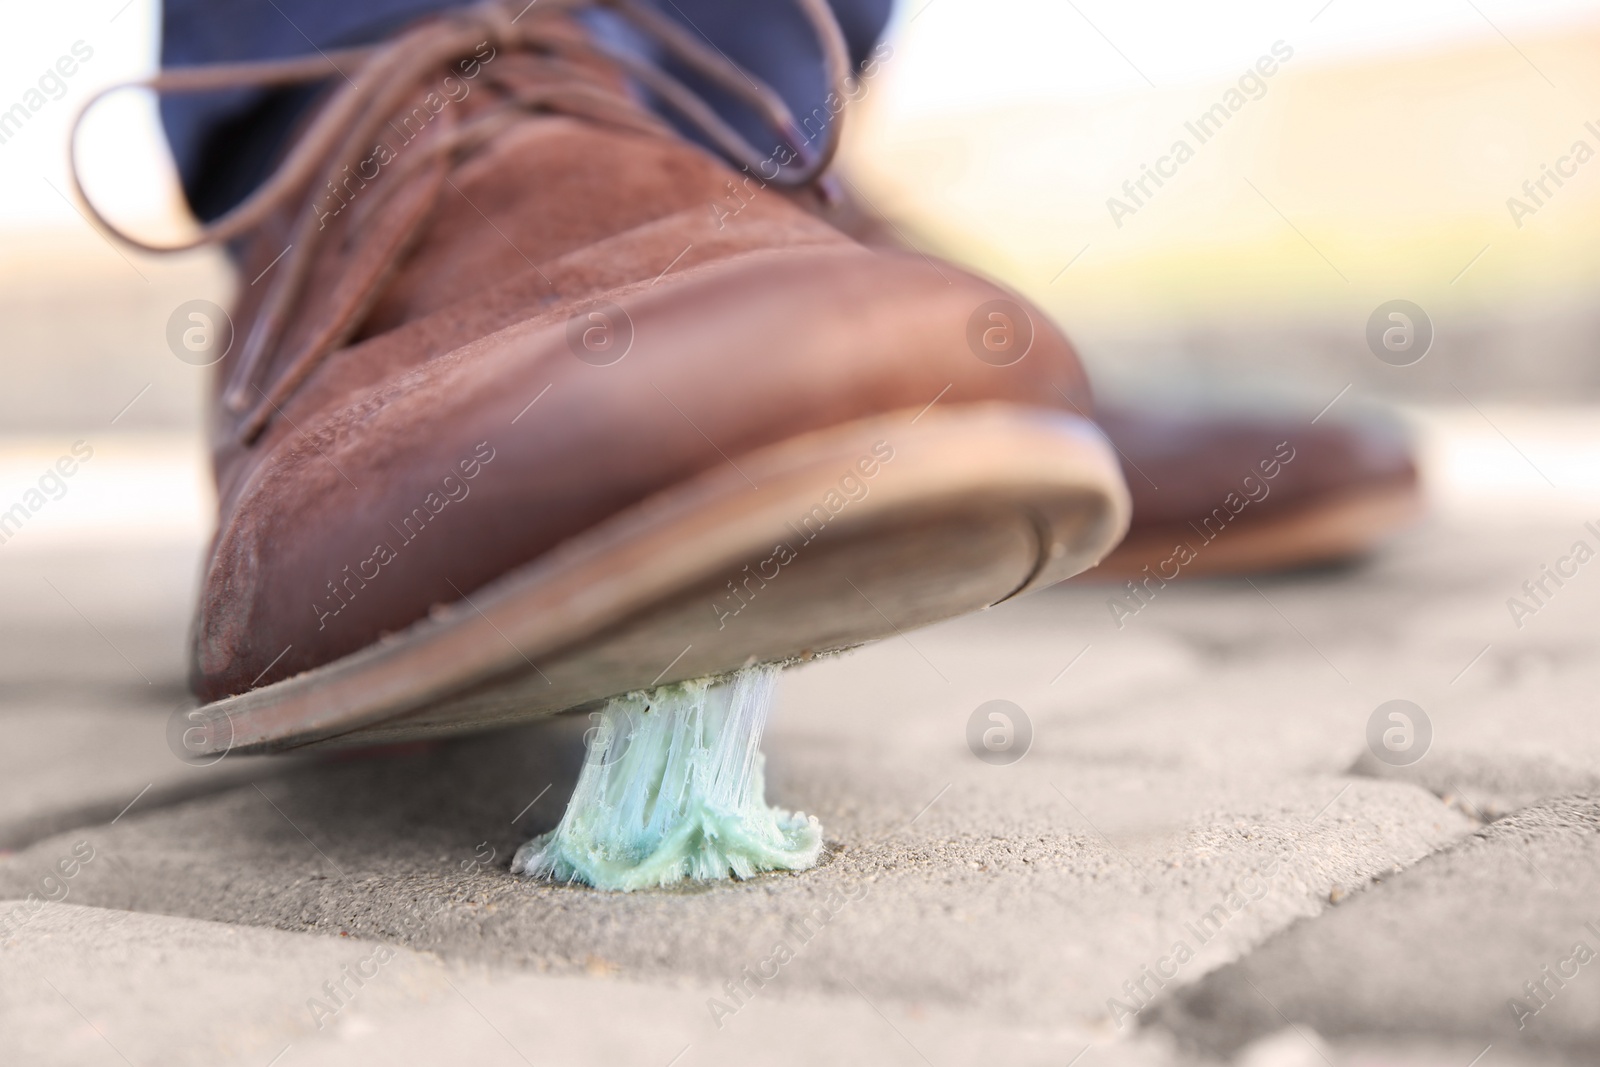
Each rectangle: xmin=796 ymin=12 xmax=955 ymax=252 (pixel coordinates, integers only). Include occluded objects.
xmin=0 ymin=674 xmax=1472 ymax=1034
xmin=0 ymin=690 xmax=307 ymax=852
xmin=1149 ymin=796 xmax=1600 ymax=1064
xmin=0 ymin=538 xmax=296 ymax=851
xmin=1351 ymin=749 xmax=1600 ymax=825
xmin=1 ymin=902 xmax=1186 ymax=1067
xmin=0 ymin=537 xmax=311 ymax=852
xmin=2 ymin=902 xmax=1569 ymax=1067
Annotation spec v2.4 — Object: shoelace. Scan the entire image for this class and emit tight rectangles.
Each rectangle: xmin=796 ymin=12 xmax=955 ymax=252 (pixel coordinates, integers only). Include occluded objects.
xmin=70 ymin=0 xmax=850 ymax=445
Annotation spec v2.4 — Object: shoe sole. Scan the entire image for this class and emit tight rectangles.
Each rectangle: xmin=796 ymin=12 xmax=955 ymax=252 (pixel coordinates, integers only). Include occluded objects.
xmin=1094 ymin=480 xmax=1423 ymax=579
xmin=187 ymin=403 xmax=1129 ymax=755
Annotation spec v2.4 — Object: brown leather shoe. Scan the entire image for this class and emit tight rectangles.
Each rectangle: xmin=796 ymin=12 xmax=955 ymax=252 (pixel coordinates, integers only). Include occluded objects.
xmin=1093 ymin=403 xmax=1422 ymax=580
xmin=78 ymin=0 xmax=1128 ymax=753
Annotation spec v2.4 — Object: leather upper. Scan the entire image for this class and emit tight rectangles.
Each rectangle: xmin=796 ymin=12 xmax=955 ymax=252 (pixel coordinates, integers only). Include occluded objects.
xmin=192 ymin=24 xmax=1094 ymax=699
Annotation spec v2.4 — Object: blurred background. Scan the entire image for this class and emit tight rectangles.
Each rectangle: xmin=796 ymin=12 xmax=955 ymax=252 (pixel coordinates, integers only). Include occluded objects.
xmin=3 ymin=0 xmax=1600 ymax=686
xmin=852 ymin=1 xmax=1600 ymax=401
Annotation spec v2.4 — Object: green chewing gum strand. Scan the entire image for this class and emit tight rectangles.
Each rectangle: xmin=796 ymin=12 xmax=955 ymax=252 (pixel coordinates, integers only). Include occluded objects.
xmin=512 ymin=664 xmax=823 ymax=891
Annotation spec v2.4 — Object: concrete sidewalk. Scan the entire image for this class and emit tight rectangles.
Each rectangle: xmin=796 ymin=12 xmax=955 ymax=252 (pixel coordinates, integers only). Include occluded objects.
xmin=3 ymin=472 xmax=1598 ymax=1065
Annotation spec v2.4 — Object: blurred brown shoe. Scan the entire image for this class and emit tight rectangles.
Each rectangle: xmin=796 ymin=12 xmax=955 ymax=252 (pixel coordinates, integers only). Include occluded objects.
xmin=821 ymin=185 xmax=1425 ymax=584
xmin=1093 ymin=403 xmax=1422 ymax=580
xmin=80 ymin=0 xmax=1129 ymax=752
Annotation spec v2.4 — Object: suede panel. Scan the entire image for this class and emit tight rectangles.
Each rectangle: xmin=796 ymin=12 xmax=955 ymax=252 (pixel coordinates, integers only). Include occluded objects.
xmin=194 ymin=16 xmax=1095 ymax=698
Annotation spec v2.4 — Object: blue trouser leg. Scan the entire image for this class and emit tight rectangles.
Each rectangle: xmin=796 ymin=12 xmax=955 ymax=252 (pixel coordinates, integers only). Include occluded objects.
xmin=159 ymin=0 xmax=894 ymax=220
